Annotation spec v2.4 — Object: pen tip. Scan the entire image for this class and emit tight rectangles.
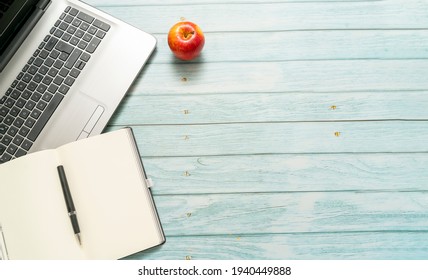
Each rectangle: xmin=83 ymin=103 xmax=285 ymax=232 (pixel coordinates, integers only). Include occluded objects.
xmin=76 ymin=233 xmax=82 ymax=245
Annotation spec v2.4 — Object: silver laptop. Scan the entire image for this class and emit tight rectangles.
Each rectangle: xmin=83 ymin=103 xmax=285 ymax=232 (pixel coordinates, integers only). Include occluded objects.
xmin=0 ymin=0 xmax=156 ymax=163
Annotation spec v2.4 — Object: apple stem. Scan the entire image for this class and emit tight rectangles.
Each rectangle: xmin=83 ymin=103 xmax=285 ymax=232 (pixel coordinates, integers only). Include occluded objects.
xmin=184 ymin=31 xmax=195 ymax=39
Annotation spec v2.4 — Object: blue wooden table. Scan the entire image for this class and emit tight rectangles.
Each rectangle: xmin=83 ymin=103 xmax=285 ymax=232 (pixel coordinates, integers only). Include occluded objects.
xmin=89 ymin=0 xmax=428 ymax=259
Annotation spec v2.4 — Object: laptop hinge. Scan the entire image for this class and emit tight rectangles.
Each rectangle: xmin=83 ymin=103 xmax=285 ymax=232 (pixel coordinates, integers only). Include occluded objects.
xmin=37 ymin=0 xmax=51 ymax=11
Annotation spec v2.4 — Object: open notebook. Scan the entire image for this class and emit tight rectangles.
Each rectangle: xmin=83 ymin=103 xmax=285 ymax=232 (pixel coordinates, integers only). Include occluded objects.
xmin=0 ymin=128 xmax=165 ymax=259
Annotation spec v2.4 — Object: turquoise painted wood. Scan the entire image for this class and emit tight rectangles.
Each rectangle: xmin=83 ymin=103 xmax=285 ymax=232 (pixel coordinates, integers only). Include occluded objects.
xmin=110 ymin=92 xmax=428 ymax=125
xmin=130 ymin=61 xmax=428 ymax=95
xmin=129 ymin=233 xmax=428 ymax=260
xmin=132 ymin=154 xmax=428 ymax=194
xmin=90 ymin=0 xmax=378 ymax=6
xmin=87 ymin=0 xmax=428 ymax=259
xmin=147 ymin=31 xmax=428 ymax=63
xmin=98 ymin=2 xmax=428 ymax=33
xmin=109 ymin=122 xmax=428 ymax=156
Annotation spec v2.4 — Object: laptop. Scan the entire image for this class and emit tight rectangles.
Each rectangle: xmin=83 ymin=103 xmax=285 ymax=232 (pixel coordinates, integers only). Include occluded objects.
xmin=0 ymin=0 xmax=156 ymax=163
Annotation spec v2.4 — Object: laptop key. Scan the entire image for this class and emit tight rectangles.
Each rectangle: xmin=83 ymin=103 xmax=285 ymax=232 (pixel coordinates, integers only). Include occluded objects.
xmin=30 ymin=109 xmax=41 ymax=119
xmin=1 ymin=135 xmax=12 ymax=145
xmin=25 ymin=100 xmax=35 ymax=110
xmin=0 ymin=153 xmax=12 ymax=163
xmin=22 ymin=73 xmax=32 ymax=83
xmin=55 ymin=41 xmax=74 ymax=54
xmin=86 ymin=37 xmax=101 ymax=53
xmin=59 ymin=85 xmax=69 ymax=95
xmin=4 ymin=98 xmax=15 ymax=108
xmin=10 ymin=107 xmax=19 ymax=117
xmin=39 ymin=66 xmax=49 ymax=75
xmin=64 ymin=76 xmax=75 ymax=86
xmin=18 ymin=126 xmax=30 ymax=137
xmin=13 ymin=118 xmax=24 ymax=128
xmin=80 ymin=22 xmax=90 ymax=31
xmin=93 ymin=19 xmax=110 ymax=32
xmin=88 ymin=26 xmax=97 ymax=35
xmin=76 ymin=61 xmax=85 ymax=70
xmin=11 ymin=90 xmax=21 ymax=100
xmin=19 ymin=109 xmax=30 ymax=119
xmin=77 ymin=11 xmax=94 ymax=24
xmin=77 ymin=41 xmax=88 ymax=50
xmin=24 ymin=118 xmax=36 ymax=128
xmin=44 ymin=57 xmax=54 ymax=67
xmin=36 ymin=100 xmax=47 ymax=111
xmin=1 ymin=135 xmax=12 ymax=146
xmin=21 ymin=139 xmax=32 ymax=151
xmin=59 ymin=22 xmax=69 ymax=31
xmin=80 ymin=52 xmax=91 ymax=62
xmin=45 ymin=36 xmax=58 ymax=51
xmin=13 ymin=135 xmax=24 ymax=146
xmin=72 ymin=18 xmax=82 ymax=27
xmin=95 ymin=30 xmax=106 ymax=39
xmin=0 ymin=124 xmax=7 ymax=135
xmin=27 ymin=93 xmax=64 ymax=141
xmin=28 ymin=66 xmax=38 ymax=75
xmin=59 ymin=68 xmax=69 ymax=77
xmin=69 ymin=8 xmax=78 ymax=16
xmin=70 ymin=68 xmax=80 ymax=78
xmin=65 ymin=49 xmax=82 ymax=69
xmin=0 ymin=106 xmax=10 ymax=116
xmin=0 ymin=107 xmax=9 ymax=117
xmin=15 ymin=149 xmax=27 ymax=158
xmin=16 ymin=98 xmax=26 ymax=108
xmin=7 ymin=126 xmax=18 ymax=137
xmin=27 ymin=82 xmax=37 ymax=91
xmin=4 ymin=116 xmax=13 ymax=125
xmin=6 ymin=144 xmax=17 ymax=155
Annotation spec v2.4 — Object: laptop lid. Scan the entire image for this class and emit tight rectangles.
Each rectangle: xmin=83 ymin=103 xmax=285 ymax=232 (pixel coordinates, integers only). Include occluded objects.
xmin=0 ymin=0 xmax=48 ymax=72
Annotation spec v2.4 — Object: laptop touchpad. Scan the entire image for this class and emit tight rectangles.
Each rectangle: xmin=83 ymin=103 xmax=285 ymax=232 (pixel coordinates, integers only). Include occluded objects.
xmin=33 ymin=91 xmax=103 ymax=150
xmin=77 ymin=105 xmax=105 ymax=140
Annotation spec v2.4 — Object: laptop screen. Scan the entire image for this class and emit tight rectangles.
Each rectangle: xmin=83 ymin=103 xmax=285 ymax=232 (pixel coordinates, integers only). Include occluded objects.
xmin=0 ymin=0 xmax=39 ymax=61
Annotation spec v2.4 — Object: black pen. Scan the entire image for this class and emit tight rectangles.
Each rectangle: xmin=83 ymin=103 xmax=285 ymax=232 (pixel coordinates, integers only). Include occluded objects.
xmin=57 ymin=165 xmax=82 ymax=245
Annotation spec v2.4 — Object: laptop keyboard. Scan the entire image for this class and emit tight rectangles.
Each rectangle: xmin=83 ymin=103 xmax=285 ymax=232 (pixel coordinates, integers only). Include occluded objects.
xmin=0 ymin=6 xmax=110 ymax=163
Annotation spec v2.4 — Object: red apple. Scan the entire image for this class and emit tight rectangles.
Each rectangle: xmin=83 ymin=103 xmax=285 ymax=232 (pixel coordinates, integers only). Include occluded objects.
xmin=168 ymin=21 xmax=205 ymax=61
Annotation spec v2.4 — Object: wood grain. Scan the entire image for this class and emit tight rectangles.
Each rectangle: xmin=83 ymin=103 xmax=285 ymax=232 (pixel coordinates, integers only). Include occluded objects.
xmin=87 ymin=0 xmax=428 ymax=260
xmin=110 ymin=92 xmax=428 ymax=125
xmin=153 ymin=192 xmax=428 ymax=235
xmin=126 ymin=232 xmax=428 ymax=260
xmin=94 ymin=2 xmax=428 ymax=34
xmin=131 ymin=60 xmax=428 ymax=95
xmin=147 ymin=30 xmax=428 ymax=64
xmin=89 ymin=0 xmax=377 ymax=7
xmin=140 ymin=154 xmax=428 ymax=195
xmin=108 ymin=121 xmax=428 ymax=156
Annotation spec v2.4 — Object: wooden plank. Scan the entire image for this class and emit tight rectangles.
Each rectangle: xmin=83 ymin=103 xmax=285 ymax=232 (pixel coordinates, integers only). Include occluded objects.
xmin=108 ymin=121 xmax=428 ymax=156
xmin=141 ymin=154 xmax=428 ymax=195
xmin=95 ymin=2 xmax=428 ymax=34
xmin=89 ymin=0 xmax=428 ymax=261
xmin=110 ymin=91 xmax=428 ymax=125
xmin=148 ymin=30 xmax=428 ymax=64
xmin=126 ymin=232 xmax=428 ymax=260
xmin=132 ymin=60 xmax=428 ymax=95
xmin=88 ymin=0 xmax=376 ymax=7
xmin=153 ymin=192 xmax=428 ymax=235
